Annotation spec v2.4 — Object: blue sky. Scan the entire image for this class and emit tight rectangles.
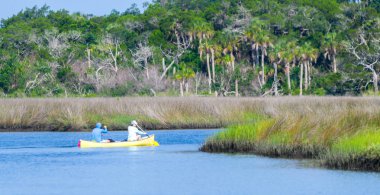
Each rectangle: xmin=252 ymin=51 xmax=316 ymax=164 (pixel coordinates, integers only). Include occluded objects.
xmin=0 ymin=0 xmax=146 ymax=19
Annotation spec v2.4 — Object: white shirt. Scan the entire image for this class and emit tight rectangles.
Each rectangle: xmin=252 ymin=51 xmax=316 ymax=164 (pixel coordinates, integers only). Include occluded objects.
xmin=128 ymin=125 xmax=146 ymax=141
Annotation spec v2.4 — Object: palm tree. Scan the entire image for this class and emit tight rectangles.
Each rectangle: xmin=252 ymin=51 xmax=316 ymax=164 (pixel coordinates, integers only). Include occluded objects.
xmin=281 ymin=41 xmax=298 ymax=93
xmin=294 ymin=45 xmax=304 ymax=96
xmin=245 ymin=18 xmax=266 ymax=69
xmin=300 ymin=42 xmax=318 ymax=92
xmin=306 ymin=46 xmax=318 ymax=89
xmin=221 ymin=32 xmax=240 ymax=96
xmin=193 ymin=20 xmax=214 ymax=45
xmin=302 ymin=42 xmax=318 ymax=90
xmin=209 ymin=40 xmax=222 ymax=84
xmin=245 ymin=27 xmax=259 ymax=69
xmin=198 ymin=41 xmax=213 ymax=94
xmin=268 ymin=43 xmax=283 ymax=96
xmin=254 ymin=30 xmax=273 ymax=85
xmin=191 ymin=21 xmax=214 ymax=94
xmin=322 ymin=32 xmax=339 ymax=73
xmin=282 ymin=50 xmax=294 ymax=92
xmin=175 ymin=63 xmax=195 ymax=96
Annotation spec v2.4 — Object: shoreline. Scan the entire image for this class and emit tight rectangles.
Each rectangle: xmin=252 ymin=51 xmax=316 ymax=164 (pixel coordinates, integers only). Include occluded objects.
xmin=0 ymin=127 xmax=221 ymax=133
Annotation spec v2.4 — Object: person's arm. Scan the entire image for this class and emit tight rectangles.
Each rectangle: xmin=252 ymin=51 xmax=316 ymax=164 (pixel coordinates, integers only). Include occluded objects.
xmin=102 ymin=126 xmax=108 ymax=133
xmin=135 ymin=128 xmax=147 ymax=135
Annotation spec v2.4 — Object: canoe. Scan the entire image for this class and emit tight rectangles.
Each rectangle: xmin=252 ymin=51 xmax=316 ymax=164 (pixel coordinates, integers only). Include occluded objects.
xmin=78 ymin=135 xmax=159 ymax=148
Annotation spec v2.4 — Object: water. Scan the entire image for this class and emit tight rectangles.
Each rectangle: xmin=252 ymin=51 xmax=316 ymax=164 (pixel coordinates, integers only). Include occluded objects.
xmin=1 ymin=130 xmax=380 ymax=195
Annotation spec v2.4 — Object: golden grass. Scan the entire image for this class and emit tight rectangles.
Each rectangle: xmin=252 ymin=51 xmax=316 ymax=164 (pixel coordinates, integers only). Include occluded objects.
xmin=0 ymin=97 xmax=265 ymax=131
xmin=1 ymin=96 xmax=380 ymax=132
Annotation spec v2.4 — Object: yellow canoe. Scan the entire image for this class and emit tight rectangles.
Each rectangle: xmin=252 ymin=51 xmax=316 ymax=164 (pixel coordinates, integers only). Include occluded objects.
xmin=78 ymin=135 xmax=159 ymax=148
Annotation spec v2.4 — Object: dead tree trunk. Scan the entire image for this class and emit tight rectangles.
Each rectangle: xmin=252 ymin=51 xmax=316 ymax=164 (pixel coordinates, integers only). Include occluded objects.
xmin=373 ymin=71 xmax=378 ymax=94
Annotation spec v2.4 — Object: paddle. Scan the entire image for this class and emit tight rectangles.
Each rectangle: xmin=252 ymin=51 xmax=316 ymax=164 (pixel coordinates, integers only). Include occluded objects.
xmin=136 ymin=124 xmax=150 ymax=138
xmin=136 ymin=124 xmax=159 ymax=146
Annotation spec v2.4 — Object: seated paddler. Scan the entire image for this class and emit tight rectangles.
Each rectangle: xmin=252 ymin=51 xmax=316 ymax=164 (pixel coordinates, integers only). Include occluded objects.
xmin=127 ymin=120 xmax=147 ymax=141
xmin=92 ymin=122 xmax=109 ymax=142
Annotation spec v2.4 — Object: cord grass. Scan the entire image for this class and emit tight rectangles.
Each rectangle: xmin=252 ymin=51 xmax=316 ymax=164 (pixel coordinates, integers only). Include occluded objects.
xmin=200 ymin=97 xmax=380 ymax=171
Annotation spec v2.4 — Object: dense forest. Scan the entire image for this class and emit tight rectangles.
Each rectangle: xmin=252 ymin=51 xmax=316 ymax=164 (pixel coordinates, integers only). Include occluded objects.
xmin=0 ymin=0 xmax=379 ymax=97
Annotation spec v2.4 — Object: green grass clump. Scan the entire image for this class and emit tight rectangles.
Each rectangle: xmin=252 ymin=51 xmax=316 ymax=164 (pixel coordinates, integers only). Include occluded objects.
xmin=212 ymin=116 xmax=271 ymax=143
xmin=331 ymin=129 xmax=380 ymax=155
xmin=321 ymin=129 xmax=380 ymax=171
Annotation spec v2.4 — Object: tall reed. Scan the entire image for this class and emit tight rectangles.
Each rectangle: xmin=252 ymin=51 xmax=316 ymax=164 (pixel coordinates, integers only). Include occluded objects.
xmin=0 ymin=97 xmax=269 ymax=131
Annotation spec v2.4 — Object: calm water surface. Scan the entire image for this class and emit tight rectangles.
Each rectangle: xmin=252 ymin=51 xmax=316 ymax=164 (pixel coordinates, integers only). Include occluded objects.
xmin=1 ymin=130 xmax=380 ymax=195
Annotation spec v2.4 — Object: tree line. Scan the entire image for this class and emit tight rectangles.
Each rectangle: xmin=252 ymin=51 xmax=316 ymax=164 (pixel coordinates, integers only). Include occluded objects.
xmin=0 ymin=0 xmax=379 ymax=97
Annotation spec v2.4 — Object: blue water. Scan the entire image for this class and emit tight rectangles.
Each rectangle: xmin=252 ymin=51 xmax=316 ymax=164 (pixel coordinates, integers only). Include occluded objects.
xmin=1 ymin=130 xmax=380 ymax=195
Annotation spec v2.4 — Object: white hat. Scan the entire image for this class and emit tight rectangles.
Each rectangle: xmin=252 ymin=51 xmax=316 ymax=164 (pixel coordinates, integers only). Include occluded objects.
xmin=131 ymin=120 xmax=138 ymax=126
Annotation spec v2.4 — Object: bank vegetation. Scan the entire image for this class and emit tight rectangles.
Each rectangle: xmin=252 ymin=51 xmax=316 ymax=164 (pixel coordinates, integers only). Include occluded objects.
xmin=200 ymin=96 xmax=380 ymax=171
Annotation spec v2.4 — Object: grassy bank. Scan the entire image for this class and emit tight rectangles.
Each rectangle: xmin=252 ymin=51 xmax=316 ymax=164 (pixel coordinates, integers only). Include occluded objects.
xmin=200 ymin=97 xmax=380 ymax=171
xmin=0 ymin=97 xmax=270 ymax=131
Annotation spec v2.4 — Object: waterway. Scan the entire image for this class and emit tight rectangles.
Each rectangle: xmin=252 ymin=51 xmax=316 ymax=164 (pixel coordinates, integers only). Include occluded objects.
xmin=1 ymin=130 xmax=379 ymax=194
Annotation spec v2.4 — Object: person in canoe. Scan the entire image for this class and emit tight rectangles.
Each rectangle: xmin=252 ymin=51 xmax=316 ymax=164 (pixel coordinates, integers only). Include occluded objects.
xmin=92 ymin=122 xmax=112 ymax=143
xmin=127 ymin=120 xmax=148 ymax=141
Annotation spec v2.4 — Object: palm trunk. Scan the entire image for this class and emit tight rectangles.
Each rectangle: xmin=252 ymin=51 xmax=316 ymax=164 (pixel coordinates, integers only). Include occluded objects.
xmin=261 ymin=47 xmax=265 ymax=84
xmin=206 ymin=52 xmax=212 ymax=94
xmin=274 ymin=62 xmax=278 ymax=96
xmin=235 ymin=80 xmax=239 ymax=97
xmin=304 ymin=61 xmax=308 ymax=91
xmin=308 ymin=61 xmax=311 ymax=88
xmin=251 ymin=44 xmax=256 ymax=69
xmin=230 ymin=53 xmax=235 ymax=71
xmin=211 ymin=48 xmax=216 ymax=83
xmin=333 ymin=54 xmax=337 ymax=73
xmin=145 ymin=58 xmax=149 ymax=79
xmin=230 ymin=53 xmax=238 ymax=97
xmin=172 ymin=67 xmax=176 ymax=87
xmin=87 ymin=48 xmax=91 ymax=68
xmin=185 ymin=80 xmax=189 ymax=94
xmin=286 ymin=63 xmax=291 ymax=91
xmin=180 ymin=80 xmax=184 ymax=97
xmin=300 ymin=63 xmax=303 ymax=96
xmin=256 ymin=47 xmax=259 ymax=67
xmin=195 ymin=75 xmax=199 ymax=95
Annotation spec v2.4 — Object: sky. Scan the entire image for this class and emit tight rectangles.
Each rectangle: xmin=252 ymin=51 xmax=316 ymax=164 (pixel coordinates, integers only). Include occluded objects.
xmin=0 ymin=0 xmax=146 ymax=20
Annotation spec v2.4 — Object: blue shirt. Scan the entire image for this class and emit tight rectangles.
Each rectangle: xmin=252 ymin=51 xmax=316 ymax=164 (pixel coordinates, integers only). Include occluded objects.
xmin=92 ymin=124 xmax=108 ymax=142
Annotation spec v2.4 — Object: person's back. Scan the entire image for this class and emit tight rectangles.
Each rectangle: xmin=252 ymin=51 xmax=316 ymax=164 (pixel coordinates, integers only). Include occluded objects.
xmin=127 ymin=120 xmax=146 ymax=141
xmin=92 ymin=123 xmax=107 ymax=142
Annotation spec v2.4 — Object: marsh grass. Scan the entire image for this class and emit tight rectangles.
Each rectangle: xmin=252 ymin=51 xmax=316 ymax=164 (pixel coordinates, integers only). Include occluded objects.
xmin=0 ymin=97 xmax=265 ymax=131
xmin=199 ymin=97 xmax=380 ymax=171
